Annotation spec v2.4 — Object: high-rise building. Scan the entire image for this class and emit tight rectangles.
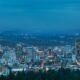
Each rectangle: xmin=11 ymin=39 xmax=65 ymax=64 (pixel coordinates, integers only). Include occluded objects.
xmin=2 ymin=50 xmax=18 ymax=67
xmin=26 ymin=47 xmax=38 ymax=63
xmin=75 ymin=39 xmax=80 ymax=65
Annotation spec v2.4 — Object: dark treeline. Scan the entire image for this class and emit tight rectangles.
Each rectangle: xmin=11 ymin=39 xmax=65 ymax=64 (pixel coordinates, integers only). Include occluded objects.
xmin=1 ymin=68 xmax=80 ymax=80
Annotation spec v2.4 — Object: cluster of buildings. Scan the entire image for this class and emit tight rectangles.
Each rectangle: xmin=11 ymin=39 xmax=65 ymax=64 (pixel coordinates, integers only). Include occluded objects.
xmin=0 ymin=39 xmax=80 ymax=75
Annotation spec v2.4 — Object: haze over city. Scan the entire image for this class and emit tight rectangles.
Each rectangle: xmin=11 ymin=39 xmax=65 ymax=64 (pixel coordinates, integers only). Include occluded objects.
xmin=0 ymin=0 xmax=80 ymax=34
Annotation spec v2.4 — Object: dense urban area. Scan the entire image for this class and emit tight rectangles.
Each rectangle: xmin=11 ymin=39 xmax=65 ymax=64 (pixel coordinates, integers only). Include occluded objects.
xmin=0 ymin=32 xmax=80 ymax=79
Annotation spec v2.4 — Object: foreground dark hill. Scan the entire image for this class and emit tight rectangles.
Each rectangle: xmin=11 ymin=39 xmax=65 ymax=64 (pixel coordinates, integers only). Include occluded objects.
xmin=1 ymin=68 xmax=80 ymax=80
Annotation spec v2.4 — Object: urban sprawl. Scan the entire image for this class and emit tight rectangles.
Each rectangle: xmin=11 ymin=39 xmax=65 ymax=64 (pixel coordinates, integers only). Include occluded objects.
xmin=0 ymin=38 xmax=80 ymax=76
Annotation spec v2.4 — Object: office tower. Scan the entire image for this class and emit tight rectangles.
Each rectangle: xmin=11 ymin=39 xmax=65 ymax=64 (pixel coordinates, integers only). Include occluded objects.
xmin=75 ymin=39 xmax=80 ymax=65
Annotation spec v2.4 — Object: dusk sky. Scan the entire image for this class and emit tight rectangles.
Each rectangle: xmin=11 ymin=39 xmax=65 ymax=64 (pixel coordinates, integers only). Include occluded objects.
xmin=0 ymin=0 xmax=80 ymax=34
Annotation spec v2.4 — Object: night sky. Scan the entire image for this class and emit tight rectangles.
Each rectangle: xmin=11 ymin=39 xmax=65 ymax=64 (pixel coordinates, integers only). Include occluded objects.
xmin=0 ymin=0 xmax=80 ymax=34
